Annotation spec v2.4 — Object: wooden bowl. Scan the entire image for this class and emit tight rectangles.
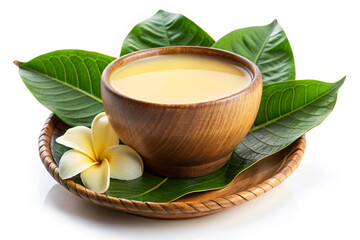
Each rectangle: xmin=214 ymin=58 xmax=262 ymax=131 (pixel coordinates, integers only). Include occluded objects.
xmin=101 ymin=46 xmax=262 ymax=178
xmin=39 ymin=114 xmax=305 ymax=219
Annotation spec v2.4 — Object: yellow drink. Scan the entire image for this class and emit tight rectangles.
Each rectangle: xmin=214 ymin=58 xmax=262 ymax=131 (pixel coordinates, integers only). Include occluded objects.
xmin=110 ymin=55 xmax=251 ymax=104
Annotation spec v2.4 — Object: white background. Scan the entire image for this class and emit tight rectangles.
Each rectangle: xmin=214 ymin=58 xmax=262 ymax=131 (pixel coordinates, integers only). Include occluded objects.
xmin=1 ymin=0 xmax=359 ymax=239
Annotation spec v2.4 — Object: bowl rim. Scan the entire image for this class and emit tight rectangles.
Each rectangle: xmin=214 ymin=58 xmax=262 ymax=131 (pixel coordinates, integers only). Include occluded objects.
xmin=101 ymin=46 xmax=262 ymax=108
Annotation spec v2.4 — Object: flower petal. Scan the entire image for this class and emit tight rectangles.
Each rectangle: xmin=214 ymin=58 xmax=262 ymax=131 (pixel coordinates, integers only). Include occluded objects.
xmin=101 ymin=145 xmax=144 ymax=180
xmin=91 ymin=112 xmax=119 ymax=159
xmin=59 ymin=150 xmax=96 ymax=179
xmin=80 ymin=159 xmax=110 ymax=193
xmin=56 ymin=126 xmax=96 ymax=160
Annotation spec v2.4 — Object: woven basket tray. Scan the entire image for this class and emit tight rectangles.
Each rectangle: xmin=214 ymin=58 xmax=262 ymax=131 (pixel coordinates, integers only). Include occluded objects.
xmin=39 ymin=114 xmax=305 ymax=219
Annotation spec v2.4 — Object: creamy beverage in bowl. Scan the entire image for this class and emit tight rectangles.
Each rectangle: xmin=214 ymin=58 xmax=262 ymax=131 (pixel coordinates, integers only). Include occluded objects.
xmin=110 ymin=55 xmax=251 ymax=104
xmin=101 ymin=46 xmax=262 ymax=178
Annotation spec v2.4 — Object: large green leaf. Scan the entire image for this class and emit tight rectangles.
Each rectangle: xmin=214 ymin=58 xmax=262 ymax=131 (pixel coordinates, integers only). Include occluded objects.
xmin=120 ymin=10 xmax=215 ymax=56
xmin=212 ymin=20 xmax=295 ymax=84
xmin=235 ymin=78 xmax=343 ymax=162
xmin=52 ymin=78 xmax=344 ymax=202
xmin=17 ymin=50 xmax=115 ymax=127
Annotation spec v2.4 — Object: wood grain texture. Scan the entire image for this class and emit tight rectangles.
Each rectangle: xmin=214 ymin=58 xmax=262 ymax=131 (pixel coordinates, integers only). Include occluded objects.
xmin=101 ymin=46 xmax=263 ymax=178
xmin=39 ymin=114 xmax=305 ymax=219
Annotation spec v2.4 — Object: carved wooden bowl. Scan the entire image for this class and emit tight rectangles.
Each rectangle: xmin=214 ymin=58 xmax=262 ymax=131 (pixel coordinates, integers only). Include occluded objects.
xmin=39 ymin=114 xmax=305 ymax=219
xmin=101 ymin=46 xmax=263 ymax=178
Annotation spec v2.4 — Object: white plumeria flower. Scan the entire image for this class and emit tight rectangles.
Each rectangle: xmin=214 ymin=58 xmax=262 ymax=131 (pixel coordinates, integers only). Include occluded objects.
xmin=56 ymin=112 xmax=144 ymax=193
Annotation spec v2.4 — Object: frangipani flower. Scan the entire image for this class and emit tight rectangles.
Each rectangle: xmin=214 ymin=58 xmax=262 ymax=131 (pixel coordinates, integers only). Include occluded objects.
xmin=56 ymin=112 xmax=144 ymax=193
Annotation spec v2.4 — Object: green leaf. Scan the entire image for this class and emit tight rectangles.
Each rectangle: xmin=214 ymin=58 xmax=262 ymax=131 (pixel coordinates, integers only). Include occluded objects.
xmin=52 ymin=78 xmax=344 ymax=202
xmin=120 ymin=10 xmax=215 ymax=56
xmin=236 ymin=78 xmax=344 ymax=162
xmin=212 ymin=20 xmax=295 ymax=84
xmin=51 ymin=134 xmax=70 ymax=166
xmin=17 ymin=50 xmax=116 ymax=127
